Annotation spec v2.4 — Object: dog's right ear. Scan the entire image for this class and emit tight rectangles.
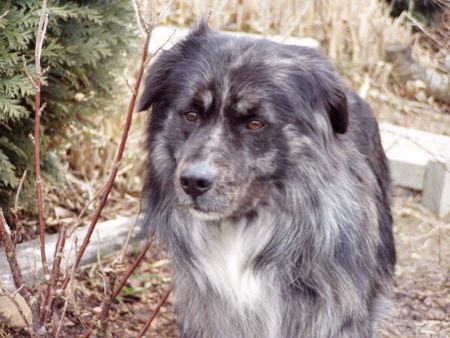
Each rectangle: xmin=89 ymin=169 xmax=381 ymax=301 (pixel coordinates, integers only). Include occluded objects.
xmin=137 ymin=58 xmax=170 ymax=112
xmin=138 ymin=17 xmax=212 ymax=112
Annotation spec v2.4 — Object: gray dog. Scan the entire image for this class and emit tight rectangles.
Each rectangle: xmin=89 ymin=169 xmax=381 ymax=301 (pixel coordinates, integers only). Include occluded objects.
xmin=138 ymin=20 xmax=396 ymax=338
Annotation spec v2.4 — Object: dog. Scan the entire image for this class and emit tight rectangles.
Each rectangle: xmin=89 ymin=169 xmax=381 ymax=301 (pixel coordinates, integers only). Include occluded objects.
xmin=138 ymin=20 xmax=396 ymax=338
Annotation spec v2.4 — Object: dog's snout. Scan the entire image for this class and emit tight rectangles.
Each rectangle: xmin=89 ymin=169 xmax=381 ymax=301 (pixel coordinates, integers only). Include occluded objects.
xmin=180 ymin=165 xmax=215 ymax=197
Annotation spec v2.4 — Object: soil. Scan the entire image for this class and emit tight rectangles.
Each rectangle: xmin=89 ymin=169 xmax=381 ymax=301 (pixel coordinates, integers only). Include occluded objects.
xmin=381 ymin=189 xmax=449 ymax=337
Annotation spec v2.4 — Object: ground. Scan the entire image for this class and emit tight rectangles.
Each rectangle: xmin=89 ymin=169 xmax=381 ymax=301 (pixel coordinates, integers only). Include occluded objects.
xmin=1 ymin=188 xmax=449 ymax=337
xmin=39 ymin=190 xmax=449 ymax=337
xmin=381 ymin=190 xmax=449 ymax=337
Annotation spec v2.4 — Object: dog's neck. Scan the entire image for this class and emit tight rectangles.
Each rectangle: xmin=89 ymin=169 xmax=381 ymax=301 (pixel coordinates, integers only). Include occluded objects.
xmin=179 ymin=212 xmax=282 ymax=336
xmin=184 ymin=210 xmax=278 ymax=298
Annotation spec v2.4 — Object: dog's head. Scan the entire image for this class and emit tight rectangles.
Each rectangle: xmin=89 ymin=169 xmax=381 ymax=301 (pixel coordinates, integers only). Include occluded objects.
xmin=139 ymin=21 xmax=348 ymax=221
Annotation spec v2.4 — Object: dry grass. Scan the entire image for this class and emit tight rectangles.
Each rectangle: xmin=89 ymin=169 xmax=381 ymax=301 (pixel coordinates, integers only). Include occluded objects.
xmin=64 ymin=0 xmax=449 ymax=188
xmin=151 ymin=0 xmax=448 ymax=132
xmin=63 ymin=0 xmax=446 ymax=189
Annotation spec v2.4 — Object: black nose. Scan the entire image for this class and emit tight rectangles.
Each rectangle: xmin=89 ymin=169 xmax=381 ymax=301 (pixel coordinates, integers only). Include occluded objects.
xmin=180 ymin=165 xmax=215 ymax=197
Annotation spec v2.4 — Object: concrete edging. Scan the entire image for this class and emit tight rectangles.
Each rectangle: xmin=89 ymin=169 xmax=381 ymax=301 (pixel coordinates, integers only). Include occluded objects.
xmin=380 ymin=123 xmax=450 ymax=218
xmin=0 ymin=217 xmax=142 ymax=292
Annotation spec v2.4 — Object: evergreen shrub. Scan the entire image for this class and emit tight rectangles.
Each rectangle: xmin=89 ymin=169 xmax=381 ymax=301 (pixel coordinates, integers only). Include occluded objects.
xmin=0 ymin=0 xmax=136 ymax=212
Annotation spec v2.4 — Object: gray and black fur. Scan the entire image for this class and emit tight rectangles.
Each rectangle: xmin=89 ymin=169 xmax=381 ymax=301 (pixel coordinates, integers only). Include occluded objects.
xmin=138 ymin=21 xmax=396 ymax=338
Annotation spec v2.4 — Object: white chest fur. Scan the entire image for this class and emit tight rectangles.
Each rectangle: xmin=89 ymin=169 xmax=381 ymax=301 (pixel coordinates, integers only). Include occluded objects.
xmin=191 ymin=219 xmax=263 ymax=310
xmin=187 ymin=214 xmax=282 ymax=337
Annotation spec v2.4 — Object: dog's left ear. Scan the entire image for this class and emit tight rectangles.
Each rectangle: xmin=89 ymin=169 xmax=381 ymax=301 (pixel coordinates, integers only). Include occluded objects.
xmin=297 ymin=50 xmax=349 ymax=134
xmin=323 ymin=83 xmax=348 ymax=134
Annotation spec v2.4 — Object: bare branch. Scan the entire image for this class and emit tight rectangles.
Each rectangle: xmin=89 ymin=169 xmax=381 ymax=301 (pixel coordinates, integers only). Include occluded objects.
xmin=120 ymin=74 xmax=137 ymax=95
xmin=61 ymin=1 xmax=157 ymax=290
xmin=154 ymin=1 xmax=174 ymax=32
xmin=0 ymin=209 xmax=28 ymax=296
xmin=38 ymin=102 xmax=47 ymax=116
xmin=54 ymin=291 xmax=69 ymax=338
xmin=81 ymin=238 xmax=153 ymax=337
xmin=0 ymin=209 xmax=42 ymax=333
xmin=55 ymin=240 xmax=78 ymax=338
xmin=13 ymin=170 xmax=28 ymax=247
xmin=403 ymin=12 xmax=444 ymax=49
xmin=133 ymin=0 xmax=173 ymax=35
xmin=136 ymin=285 xmax=173 ymax=337
xmin=61 ymin=1 xmax=167 ymax=333
xmin=35 ymin=0 xmax=48 ymax=78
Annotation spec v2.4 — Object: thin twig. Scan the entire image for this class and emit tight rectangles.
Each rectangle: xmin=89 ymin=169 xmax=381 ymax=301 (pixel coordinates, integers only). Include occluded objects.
xmin=35 ymin=1 xmax=48 ymax=77
xmin=114 ymin=238 xmax=152 ymax=299
xmin=42 ymin=222 xmax=68 ymax=323
xmin=119 ymin=203 xmax=141 ymax=262
xmin=403 ymin=12 xmax=444 ymax=49
xmin=0 ymin=285 xmax=32 ymax=333
xmin=121 ymin=74 xmax=137 ymax=95
xmin=132 ymin=0 xmax=146 ymax=35
xmin=82 ymin=238 xmax=153 ymax=338
xmin=14 ymin=171 xmax=27 ymax=215
xmin=0 ymin=209 xmax=41 ymax=333
xmin=97 ymin=270 xmax=117 ymax=336
xmin=55 ymin=239 xmax=79 ymax=338
xmin=136 ymin=286 xmax=173 ymax=338
xmin=383 ymin=129 xmax=449 ymax=172
xmin=33 ymin=0 xmax=49 ymax=277
xmin=13 ymin=170 xmax=28 ymax=248
xmin=153 ymin=1 xmax=173 ymax=33
xmin=144 ymin=28 xmax=177 ymax=67
xmin=54 ymin=291 xmax=69 ymax=338
xmin=0 ymin=209 xmax=29 ymax=297
xmin=399 ymin=221 xmax=448 ymax=242
xmin=67 ymin=185 xmax=106 ymax=237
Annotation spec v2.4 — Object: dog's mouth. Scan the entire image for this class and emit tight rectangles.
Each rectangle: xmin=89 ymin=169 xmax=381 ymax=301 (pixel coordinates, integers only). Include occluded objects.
xmin=176 ymin=179 xmax=265 ymax=221
xmin=174 ymin=171 xmax=263 ymax=221
xmin=188 ymin=206 xmax=226 ymax=221
xmin=178 ymin=201 xmax=224 ymax=220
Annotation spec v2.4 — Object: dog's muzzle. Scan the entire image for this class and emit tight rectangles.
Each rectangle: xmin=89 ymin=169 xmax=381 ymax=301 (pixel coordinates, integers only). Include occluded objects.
xmin=179 ymin=164 xmax=215 ymax=198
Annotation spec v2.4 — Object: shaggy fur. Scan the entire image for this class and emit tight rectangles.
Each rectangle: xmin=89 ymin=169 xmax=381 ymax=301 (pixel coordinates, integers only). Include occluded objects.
xmin=138 ymin=21 xmax=396 ymax=338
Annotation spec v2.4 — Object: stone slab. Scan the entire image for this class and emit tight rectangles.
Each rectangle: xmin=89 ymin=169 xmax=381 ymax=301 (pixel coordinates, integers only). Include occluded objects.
xmin=380 ymin=123 xmax=450 ymax=218
xmin=148 ymin=26 xmax=319 ymax=55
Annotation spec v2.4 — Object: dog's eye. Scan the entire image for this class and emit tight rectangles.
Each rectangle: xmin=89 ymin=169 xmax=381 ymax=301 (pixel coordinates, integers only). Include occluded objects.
xmin=246 ymin=119 xmax=265 ymax=131
xmin=183 ymin=111 xmax=199 ymax=123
